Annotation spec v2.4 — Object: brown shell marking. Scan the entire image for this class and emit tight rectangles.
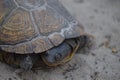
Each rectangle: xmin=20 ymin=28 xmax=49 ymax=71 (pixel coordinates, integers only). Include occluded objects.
xmin=31 ymin=37 xmax=53 ymax=53
xmin=1 ymin=36 xmax=54 ymax=54
xmin=0 ymin=8 xmax=37 ymax=45
xmin=0 ymin=0 xmax=16 ymax=25
xmin=32 ymin=6 xmax=66 ymax=36
xmin=1 ymin=42 xmax=32 ymax=54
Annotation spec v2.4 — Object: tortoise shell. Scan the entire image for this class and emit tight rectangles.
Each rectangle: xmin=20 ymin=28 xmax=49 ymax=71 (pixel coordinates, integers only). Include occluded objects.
xmin=0 ymin=0 xmax=84 ymax=54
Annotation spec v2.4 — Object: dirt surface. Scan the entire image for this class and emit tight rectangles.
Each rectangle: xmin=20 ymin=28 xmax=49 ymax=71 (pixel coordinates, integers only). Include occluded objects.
xmin=0 ymin=0 xmax=120 ymax=80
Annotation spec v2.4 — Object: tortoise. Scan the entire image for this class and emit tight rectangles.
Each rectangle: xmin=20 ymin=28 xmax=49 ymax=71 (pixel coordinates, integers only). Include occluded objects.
xmin=0 ymin=0 xmax=93 ymax=70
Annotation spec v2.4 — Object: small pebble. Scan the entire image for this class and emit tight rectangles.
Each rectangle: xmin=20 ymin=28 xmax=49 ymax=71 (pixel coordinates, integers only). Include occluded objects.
xmin=112 ymin=48 xmax=118 ymax=53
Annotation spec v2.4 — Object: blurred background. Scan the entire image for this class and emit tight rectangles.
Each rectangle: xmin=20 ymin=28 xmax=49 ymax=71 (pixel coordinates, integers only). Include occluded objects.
xmin=0 ymin=0 xmax=120 ymax=80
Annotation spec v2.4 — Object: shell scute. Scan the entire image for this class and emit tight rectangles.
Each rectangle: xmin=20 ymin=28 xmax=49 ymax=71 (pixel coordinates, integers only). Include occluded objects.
xmin=31 ymin=37 xmax=53 ymax=53
xmin=0 ymin=8 xmax=37 ymax=45
xmin=0 ymin=0 xmax=16 ymax=25
xmin=32 ymin=6 xmax=67 ymax=36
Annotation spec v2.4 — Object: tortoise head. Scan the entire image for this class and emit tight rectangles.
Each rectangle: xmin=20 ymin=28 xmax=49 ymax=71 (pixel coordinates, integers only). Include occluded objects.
xmin=41 ymin=42 xmax=72 ymax=66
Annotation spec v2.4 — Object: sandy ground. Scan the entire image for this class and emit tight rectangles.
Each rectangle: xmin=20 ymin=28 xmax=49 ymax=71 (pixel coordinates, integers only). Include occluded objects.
xmin=0 ymin=0 xmax=120 ymax=80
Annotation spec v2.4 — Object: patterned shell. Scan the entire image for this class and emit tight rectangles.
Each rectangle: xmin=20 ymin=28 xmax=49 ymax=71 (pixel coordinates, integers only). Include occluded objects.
xmin=0 ymin=0 xmax=84 ymax=54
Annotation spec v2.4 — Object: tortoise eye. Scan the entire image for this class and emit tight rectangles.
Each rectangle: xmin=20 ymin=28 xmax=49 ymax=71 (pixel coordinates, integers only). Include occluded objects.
xmin=54 ymin=53 xmax=62 ymax=61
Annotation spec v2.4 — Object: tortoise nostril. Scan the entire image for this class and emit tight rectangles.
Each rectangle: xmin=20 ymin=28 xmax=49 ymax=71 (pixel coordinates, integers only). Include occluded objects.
xmin=55 ymin=53 xmax=62 ymax=61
